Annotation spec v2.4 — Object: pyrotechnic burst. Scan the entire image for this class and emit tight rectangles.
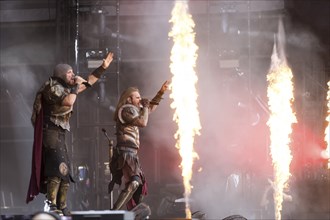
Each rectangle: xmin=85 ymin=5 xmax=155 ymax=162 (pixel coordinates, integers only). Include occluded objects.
xmin=325 ymin=81 xmax=330 ymax=169
xmin=169 ymin=0 xmax=201 ymax=218
xmin=266 ymin=22 xmax=297 ymax=220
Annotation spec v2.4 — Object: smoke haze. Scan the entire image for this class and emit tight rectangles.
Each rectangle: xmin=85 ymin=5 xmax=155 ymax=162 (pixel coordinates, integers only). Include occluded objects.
xmin=0 ymin=1 xmax=329 ymax=219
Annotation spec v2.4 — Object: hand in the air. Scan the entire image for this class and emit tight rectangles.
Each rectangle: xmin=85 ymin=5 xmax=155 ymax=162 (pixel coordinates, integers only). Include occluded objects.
xmin=102 ymin=52 xmax=114 ymax=69
xmin=160 ymin=80 xmax=170 ymax=93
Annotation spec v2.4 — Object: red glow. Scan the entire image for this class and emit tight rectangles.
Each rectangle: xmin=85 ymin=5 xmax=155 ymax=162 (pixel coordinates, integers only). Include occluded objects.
xmin=291 ymin=123 xmax=327 ymax=171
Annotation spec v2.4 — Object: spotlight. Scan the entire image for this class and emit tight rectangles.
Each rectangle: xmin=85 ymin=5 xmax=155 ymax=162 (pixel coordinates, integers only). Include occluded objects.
xmin=86 ymin=49 xmax=109 ymax=68
xmin=78 ymin=165 xmax=88 ymax=182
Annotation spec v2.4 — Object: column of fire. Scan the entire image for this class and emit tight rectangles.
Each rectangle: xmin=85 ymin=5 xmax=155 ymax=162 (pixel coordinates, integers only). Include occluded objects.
xmin=266 ymin=24 xmax=297 ymax=220
xmin=169 ymin=1 xmax=201 ymax=219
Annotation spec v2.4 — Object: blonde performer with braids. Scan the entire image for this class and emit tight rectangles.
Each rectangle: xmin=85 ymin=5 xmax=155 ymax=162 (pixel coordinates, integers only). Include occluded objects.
xmin=109 ymin=81 xmax=169 ymax=210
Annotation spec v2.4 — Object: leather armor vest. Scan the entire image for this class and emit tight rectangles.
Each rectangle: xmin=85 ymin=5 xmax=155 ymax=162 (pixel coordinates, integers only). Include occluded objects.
xmin=42 ymin=77 xmax=72 ymax=131
xmin=116 ymin=104 xmax=141 ymax=149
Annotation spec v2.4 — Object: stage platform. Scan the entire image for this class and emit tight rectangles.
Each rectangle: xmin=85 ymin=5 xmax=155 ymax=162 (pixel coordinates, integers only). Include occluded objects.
xmin=1 ymin=209 xmax=205 ymax=220
xmin=1 ymin=214 xmax=202 ymax=220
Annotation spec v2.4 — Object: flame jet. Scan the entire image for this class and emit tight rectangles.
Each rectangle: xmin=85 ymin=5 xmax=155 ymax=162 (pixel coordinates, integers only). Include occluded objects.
xmin=325 ymin=81 xmax=330 ymax=169
xmin=266 ymin=19 xmax=297 ymax=220
xmin=168 ymin=0 xmax=201 ymax=218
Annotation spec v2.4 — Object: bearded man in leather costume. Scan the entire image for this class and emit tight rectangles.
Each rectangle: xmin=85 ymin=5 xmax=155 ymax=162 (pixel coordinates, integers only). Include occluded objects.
xmin=26 ymin=52 xmax=114 ymax=216
xmin=109 ymin=80 xmax=169 ymax=211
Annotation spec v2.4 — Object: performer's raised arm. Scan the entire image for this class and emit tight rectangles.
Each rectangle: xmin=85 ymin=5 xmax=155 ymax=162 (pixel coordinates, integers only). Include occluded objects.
xmin=149 ymin=80 xmax=170 ymax=113
xmin=77 ymin=52 xmax=114 ymax=93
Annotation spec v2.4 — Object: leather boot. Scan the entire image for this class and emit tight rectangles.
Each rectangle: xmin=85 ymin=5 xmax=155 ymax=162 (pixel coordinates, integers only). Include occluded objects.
xmin=47 ymin=177 xmax=61 ymax=215
xmin=57 ymin=181 xmax=71 ymax=216
xmin=112 ymin=180 xmax=139 ymax=210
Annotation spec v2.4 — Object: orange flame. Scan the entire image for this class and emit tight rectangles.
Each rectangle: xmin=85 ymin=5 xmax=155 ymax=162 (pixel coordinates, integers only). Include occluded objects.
xmin=267 ymin=43 xmax=296 ymax=220
xmin=169 ymin=1 xmax=201 ymax=218
xmin=325 ymin=81 xmax=330 ymax=169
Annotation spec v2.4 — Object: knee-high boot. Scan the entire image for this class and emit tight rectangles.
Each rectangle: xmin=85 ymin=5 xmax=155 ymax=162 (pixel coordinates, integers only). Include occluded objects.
xmin=47 ymin=177 xmax=61 ymax=211
xmin=57 ymin=181 xmax=70 ymax=216
xmin=112 ymin=180 xmax=139 ymax=210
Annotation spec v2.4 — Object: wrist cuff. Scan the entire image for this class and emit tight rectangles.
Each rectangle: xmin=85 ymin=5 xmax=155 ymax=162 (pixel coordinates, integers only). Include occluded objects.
xmin=92 ymin=66 xmax=106 ymax=78
xmin=150 ymin=91 xmax=164 ymax=105
xmin=70 ymin=84 xmax=80 ymax=95
xmin=82 ymin=81 xmax=92 ymax=88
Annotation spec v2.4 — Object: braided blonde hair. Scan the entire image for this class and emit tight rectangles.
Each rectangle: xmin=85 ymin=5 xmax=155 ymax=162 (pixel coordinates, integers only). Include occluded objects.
xmin=113 ymin=87 xmax=140 ymax=121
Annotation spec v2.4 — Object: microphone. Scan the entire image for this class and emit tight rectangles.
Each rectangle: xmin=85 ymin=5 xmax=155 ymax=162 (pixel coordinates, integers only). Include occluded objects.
xmin=102 ymin=128 xmax=113 ymax=146
xmin=102 ymin=128 xmax=114 ymax=165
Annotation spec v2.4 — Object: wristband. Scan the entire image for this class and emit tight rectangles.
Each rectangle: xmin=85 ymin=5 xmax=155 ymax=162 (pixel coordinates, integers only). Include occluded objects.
xmin=82 ymin=81 xmax=92 ymax=88
xmin=92 ymin=66 xmax=106 ymax=78
xmin=150 ymin=91 xmax=164 ymax=105
xmin=70 ymin=84 xmax=80 ymax=95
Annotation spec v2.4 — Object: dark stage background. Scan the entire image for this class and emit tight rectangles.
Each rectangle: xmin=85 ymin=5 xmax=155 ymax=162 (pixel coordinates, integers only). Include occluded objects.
xmin=0 ymin=1 xmax=329 ymax=219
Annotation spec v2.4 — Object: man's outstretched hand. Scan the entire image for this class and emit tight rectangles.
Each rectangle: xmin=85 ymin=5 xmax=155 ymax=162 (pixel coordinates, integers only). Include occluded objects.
xmin=159 ymin=80 xmax=170 ymax=93
xmin=102 ymin=52 xmax=114 ymax=69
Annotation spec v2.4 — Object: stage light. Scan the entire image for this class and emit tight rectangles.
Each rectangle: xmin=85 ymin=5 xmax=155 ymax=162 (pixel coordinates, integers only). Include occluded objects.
xmin=78 ymin=165 xmax=88 ymax=182
xmin=86 ymin=49 xmax=109 ymax=69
